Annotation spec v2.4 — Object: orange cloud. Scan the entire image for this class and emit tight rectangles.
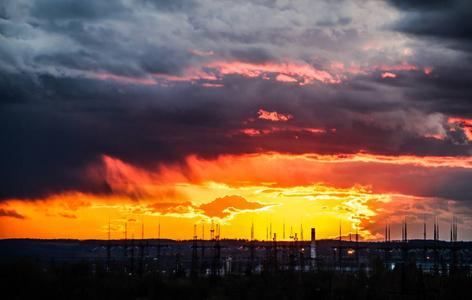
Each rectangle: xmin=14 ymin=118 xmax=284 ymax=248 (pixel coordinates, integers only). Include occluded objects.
xmin=198 ymin=195 xmax=271 ymax=220
xmin=147 ymin=201 xmax=195 ymax=216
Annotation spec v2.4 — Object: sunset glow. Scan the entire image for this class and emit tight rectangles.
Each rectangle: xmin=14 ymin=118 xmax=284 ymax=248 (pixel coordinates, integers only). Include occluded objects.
xmin=2 ymin=151 xmax=471 ymax=241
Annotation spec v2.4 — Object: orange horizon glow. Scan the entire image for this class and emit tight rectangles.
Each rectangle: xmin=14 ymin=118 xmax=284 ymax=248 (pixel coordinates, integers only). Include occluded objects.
xmin=1 ymin=152 xmax=470 ymax=241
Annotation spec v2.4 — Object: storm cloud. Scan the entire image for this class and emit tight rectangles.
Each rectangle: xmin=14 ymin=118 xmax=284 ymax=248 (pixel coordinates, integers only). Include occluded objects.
xmin=1 ymin=0 xmax=472 ymax=204
xmin=388 ymin=0 xmax=472 ymax=52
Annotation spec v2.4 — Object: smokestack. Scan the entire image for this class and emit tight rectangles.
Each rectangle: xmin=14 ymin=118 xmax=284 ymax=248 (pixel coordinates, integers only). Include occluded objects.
xmin=436 ymin=218 xmax=439 ymax=241
xmin=310 ymin=228 xmax=316 ymax=259
xmin=405 ymin=218 xmax=407 ymax=242
xmin=451 ymin=220 xmax=453 ymax=242
xmin=385 ymin=220 xmax=388 ymax=241
xmin=454 ymin=216 xmax=458 ymax=242
xmin=385 ymin=221 xmax=388 ymax=242
xmin=211 ymin=219 xmax=215 ymax=240
xmin=124 ymin=222 xmax=128 ymax=258
xmin=300 ymin=222 xmax=303 ymax=241
xmin=424 ymin=215 xmax=426 ymax=241
xmin=401 ymin=218 xmax=408 ymax=242
xmin=402 ymin=219 xmax=405 ymax=242
xmin=451 ymin=216 xmax=458 ymax=242
xmin=283 ymin=221 xmax=285 ymax=240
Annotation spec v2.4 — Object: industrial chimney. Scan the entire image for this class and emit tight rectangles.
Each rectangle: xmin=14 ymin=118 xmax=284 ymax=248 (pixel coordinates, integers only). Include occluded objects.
xmin=310 ymin=228 xmax=316 ymax=259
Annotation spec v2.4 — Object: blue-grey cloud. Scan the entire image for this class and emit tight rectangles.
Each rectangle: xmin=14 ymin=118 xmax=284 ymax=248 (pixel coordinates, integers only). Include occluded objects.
xmin=387 ymin=0 xmax=472 ymax=52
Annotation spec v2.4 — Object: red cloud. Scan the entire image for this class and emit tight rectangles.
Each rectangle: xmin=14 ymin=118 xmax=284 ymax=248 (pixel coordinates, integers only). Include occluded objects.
xmin=275 ymin=74 xmax=298 ymax=83
xmin=448 ymin=117 xmax=472 ymax=141
xmin=381 ymin=72 xmax=396 ymax=79
xmin=187 ymin=48 xmax=214 ymax=56
xmin=258 ymin=109 xmax=293 ymax=122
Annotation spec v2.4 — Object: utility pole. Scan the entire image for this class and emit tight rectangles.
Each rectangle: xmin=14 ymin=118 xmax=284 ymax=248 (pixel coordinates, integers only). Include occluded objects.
xmin=339 ymin=219 xmax=342 ymax=264
xmin=191 ymin=225 xmax=198 ymax=278
xmin=201 ymin=224 xmax=206 ymax=275
xmin=157 ymin=220 xmax=161 ymax=273
xmin=283 ymin=219 xmax=285 ymax=240
xmin=250 ymin=221 xmax=255 ymax=274
xmin=107 ymin=221 xmax=111 ymax=272
xmin=300 ymin=222 xmax=303 ymax=241
xmin=124 ymin=222 xmax=128 ymax=258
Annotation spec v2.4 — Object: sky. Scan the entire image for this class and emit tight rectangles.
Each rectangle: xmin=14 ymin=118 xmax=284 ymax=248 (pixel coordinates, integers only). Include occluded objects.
xmin=1 ymin=0 xmax=472 ymax=241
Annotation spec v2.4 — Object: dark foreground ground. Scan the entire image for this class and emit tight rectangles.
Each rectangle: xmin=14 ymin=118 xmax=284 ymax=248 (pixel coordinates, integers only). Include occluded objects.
xmin=1 ymin=257 xmax=471 ymax=300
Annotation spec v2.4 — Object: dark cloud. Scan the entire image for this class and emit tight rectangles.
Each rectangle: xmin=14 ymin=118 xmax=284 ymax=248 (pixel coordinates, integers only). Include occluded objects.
xmin=388 ymin=0 xmax=451 ymax=11
xmin=30 ymin=0 xmax=130 ymax=21
xmin=2 ymin=70 xmax=472 ymax=200
xmin=138 ymin=47 xmax=191 ymax=76
xmin=142 ymin=0 xmax=197 ymax=12
xmin=58 ymin=212 xmax=77 ymax=219
xmin=0 ymin=208 xmax=26 ymax=219
xmin=388 ymin=0 xmax=472 ymax=52
xmin=228 ymin=47 xmax=277 ymax=64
